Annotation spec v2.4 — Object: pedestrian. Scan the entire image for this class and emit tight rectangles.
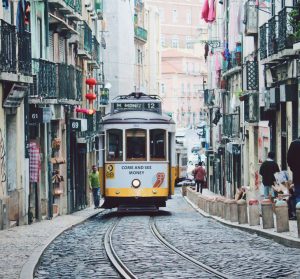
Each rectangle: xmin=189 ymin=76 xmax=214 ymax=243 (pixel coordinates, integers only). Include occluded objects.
xmin=89 ymin=165 xmax=100 ymax=209
xmin=287 ymin=137 xmax=300 ymax=205
xmin=259 ymin=151 xmax=280 ymax=200
xmin=192 ymin=161 xmax=206 ymax=193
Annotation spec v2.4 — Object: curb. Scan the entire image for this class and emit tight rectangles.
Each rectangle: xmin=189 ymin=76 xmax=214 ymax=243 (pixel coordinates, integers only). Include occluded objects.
xmin=20 ymin=208 xmax=104 ymax=279
xmin=184 ymin=196 xmax=300 ymax=249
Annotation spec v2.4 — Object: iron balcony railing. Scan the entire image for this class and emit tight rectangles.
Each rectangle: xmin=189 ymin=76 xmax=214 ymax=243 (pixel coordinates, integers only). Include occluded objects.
xmin=268 ymin=15 xmax=278 ymax=56
xmin=134 ymin=26 xmax=147 ymax=42
xmin=204 ymin=89 xmax=215 ymax=106
xmin=244 ymin=93 xmax=259 ymax=123
xmin=260 ymin=23 xmax=268 ymax=60
xmin=84 ymin=22 xmax=92 ymax=54
xmin=58 ymin=64 xmax=82 ymax=101
xmin=278 ymin=7 xmax=294 ymax=51
xmin=223 ymin=114 xmax=239 ymax=138
xmin=76 ymin=69 xmax=83 ymax=101
xmin=99 ymin=89 xmax=109 ymax=105
xmin=246 ymin=60 xmax=259 ymax=91
xmin=31 ymin=59 xmax=57 ymax=98
xmin=92 ymin=36 xmax=100 ymax=64
xmin=18 ymin=30 xmax=32 ymax=76
xmin=0 ymin=20 xmax=17 ymax=73
xmin=62 ymin=0 xmax=82 ymax=14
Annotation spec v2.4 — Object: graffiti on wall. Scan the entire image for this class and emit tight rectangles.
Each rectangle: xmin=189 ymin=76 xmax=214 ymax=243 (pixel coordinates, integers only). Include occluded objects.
xmin=0 ymin=128 xmax=7 ymax=196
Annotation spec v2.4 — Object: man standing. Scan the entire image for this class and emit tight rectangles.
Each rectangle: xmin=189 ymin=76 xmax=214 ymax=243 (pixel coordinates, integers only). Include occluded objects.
xmin=259 ymin=152 xmax=280 ymax=199
xmin=287 ymin=138 xmax=300 ymax=204
xmin=89 ymin=165 xmax=100 ymax=209
xmin=192 ymin=161 xmax=206 ymax=193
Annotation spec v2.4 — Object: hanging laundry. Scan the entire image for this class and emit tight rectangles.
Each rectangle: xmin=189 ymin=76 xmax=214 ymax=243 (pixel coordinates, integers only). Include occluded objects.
xmin=207 ymin=0 xmax=216 ymax=23
xmin=25 ymin=1 xmax=30 ymax=26
xmin=2 ymin=0 xmax=9 ymax=9
xmin=29 ymin=141 xmax=41 ymax=183
xmin=201 ymin=0 xmax=209 ymax=22
xmin=204 ymin=43 xmax=209 ymax=61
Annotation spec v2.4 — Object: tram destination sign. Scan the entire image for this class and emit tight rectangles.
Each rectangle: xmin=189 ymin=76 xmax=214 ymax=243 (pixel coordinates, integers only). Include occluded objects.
xmin=113 ymin=102 xmax=161 ymax=113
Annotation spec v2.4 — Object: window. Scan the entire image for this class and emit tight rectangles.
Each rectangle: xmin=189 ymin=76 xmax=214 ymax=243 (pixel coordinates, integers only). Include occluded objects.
xmin=171 ymin=36 xmax=179 ymax=48
xmin=107 ymin=129 xmax=123 ymax=161
xmin=186 ymin=36 xmax=192 ymax=49
xmin=159 ymin=8 xmax=165 ymax=22
xmin=160 ymin=34 xmax=166 ymax=47
xmin=150 ymin=129 xmax=166 ymax=160
xmin=172 ymin=9 xmax=178 ymax=23
xmin=186 ymin=9 xmax=192 ymax=25
xmin=126 ymin=129 xmax=146 ymax=160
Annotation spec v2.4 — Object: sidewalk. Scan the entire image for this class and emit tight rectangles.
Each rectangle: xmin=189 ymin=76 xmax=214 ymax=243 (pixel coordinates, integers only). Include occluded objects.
xmin=0 ymin=206 xmax=103 ymax=279
xmin=185 ymin=188 xmax=300 ymax=249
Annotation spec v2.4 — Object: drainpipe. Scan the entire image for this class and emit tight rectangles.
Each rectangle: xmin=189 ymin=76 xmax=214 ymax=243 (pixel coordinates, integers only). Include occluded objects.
xmin=47 ymin=122 xmax=53 ymax=219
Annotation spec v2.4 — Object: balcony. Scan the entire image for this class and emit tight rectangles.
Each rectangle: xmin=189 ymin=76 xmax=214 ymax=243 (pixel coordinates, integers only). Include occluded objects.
xmin=30 ymin=59 xmax=57 ymax=98
xmin=278 ymin=7 xmax=294 ymax=51
xmin=95 ymin=0 xmax=103 ymax=19
xmin=223 ymin=114 xmax=239 ymax=138
xmin=58 ymin=64 xmax=82 ymax=102
xmin=48 ymin=0 xmax=82 ymax=20
xmin=134 ymin=26 xmax=147 ymax=43
xmin=204 ymin=89 xmax=215 ymax=106
xmin=78 ymin=22 xmax=92 ymax=59
xmin=244 ymin=92 xmax=259 ymax=123
xmin=99 ymin=89 xmax=109 ymax=106
xmin=0 ymin=20 xmax=32 ymax=83
xmin=260 ymin=23 xmax=268 ymax=60
xmin=244 ymin=0 xmax=258 ymax=36
xmin=88 ymin=36 xmax=100 ymax=68
xmin=268 ymin=15 xmax=278 ymax=56
xmin=246 ymin=60 xmax=258 ymax=91
xmin=221 ymin=51 xmax=242 ymax=77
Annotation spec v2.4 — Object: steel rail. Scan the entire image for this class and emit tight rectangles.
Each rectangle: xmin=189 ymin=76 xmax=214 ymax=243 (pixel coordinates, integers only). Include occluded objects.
xmin=104 ymin=218 xmax=138 ymax=279
xmin=149 ymin=217 xmax=231 ymax=279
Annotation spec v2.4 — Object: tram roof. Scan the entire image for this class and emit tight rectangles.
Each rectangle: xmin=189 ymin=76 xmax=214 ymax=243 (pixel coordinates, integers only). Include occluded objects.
xmin=102 ymin=110 xmax=175 ymax=125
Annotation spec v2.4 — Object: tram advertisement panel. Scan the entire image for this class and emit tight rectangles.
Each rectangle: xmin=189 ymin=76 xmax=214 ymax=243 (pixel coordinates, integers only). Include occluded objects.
xmin=105 ymin=163 xmax=168 ymax=189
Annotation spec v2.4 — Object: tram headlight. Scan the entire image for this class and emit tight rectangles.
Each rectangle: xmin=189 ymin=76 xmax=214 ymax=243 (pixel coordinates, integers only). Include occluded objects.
xmin=132 ymin=179 xmax=141 ymax=188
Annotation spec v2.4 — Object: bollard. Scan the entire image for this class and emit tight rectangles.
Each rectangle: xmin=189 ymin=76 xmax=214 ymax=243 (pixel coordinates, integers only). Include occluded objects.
xmin=182 ymin=185 xmax=187 ymax=196
xmin=229 ymin=200 xmax=238 ymax=222
xmin=261 ymin=199 xmax=274 ymax=229
xmin=237 ymin=199 xmax=248 ymax=224
xmin=296 ymin=202 xmax=300 ymax=238
xmin=248 ymin=199 xmax=260 ymax=226
xmin=224 ymin=200 xmax=231 ymax=221
xmin=275 ymin=200 xmax=289 ymax=233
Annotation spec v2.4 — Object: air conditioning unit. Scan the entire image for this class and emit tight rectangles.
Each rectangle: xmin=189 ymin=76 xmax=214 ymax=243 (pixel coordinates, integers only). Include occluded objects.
xmin=244 ymin=0 xmax=258 ymax=36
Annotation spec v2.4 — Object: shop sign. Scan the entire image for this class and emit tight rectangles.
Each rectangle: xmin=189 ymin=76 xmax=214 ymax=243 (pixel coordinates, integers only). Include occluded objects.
xmin=70 ymin=118 xmax=87 ymax=132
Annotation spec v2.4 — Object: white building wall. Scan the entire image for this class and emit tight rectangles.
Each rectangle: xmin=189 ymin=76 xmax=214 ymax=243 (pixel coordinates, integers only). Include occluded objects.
xmin=103 ymin=0 xmax=135 ymax=98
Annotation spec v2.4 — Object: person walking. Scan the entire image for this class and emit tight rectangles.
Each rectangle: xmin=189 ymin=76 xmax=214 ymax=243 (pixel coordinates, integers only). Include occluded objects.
xmin=287 ymin=138 xmax=300 ymax=204
xmin=192 ymin=161 xmax=206 ymax=193
xmin=259 ymin=151 xmax=280 ymax=200
xmin=89 ymin=165 xmax=100 ymax=209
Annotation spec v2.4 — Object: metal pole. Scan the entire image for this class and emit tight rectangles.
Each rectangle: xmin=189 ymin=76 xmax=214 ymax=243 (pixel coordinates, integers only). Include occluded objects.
xmin=47 ymin=122 xmax=53 ymax=219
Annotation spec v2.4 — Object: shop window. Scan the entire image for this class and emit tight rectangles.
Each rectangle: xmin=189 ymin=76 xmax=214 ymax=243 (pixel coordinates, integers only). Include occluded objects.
xmin=107 ymin=129 xmax=123 ymax=161
xmin=126 ymin=129 xmax=146 ymax=161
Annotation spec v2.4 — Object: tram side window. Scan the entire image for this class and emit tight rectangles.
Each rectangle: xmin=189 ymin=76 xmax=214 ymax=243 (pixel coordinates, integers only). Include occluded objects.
xmin=126 ymin=129 xmax=146 ymax=161
xmin=107 ymin=129 xmax=123 ymax=161
xmin=150 ymin=129 xmax=166 ymax=160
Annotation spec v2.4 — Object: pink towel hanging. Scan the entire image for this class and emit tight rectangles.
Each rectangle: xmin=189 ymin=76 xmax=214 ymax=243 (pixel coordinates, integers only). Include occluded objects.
xmin=201 ymin=0 xmax=209 ymax=22
xmin=207 ymin=0 xmax=216 ymax=22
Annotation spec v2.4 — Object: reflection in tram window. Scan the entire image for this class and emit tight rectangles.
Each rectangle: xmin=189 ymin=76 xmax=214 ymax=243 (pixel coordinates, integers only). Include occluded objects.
xmin=150 ymin=129 xmax=166 ymax=160
xmin=126 ymin=129 xmax=146 ymax=160
xmin=107 ymin=129 xmax=123 ymax=161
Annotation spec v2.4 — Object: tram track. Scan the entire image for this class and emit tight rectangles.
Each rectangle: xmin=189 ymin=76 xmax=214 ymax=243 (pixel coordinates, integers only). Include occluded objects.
xmin=104 ymin=217 xmax=137 ymax=279
xmin=149 ymin=216 xmax=231 ymax=279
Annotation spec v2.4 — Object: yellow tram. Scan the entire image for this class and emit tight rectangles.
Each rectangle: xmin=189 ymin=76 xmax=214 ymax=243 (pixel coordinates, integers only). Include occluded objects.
xmin=99 ymin=92 xmax=176 ymax=210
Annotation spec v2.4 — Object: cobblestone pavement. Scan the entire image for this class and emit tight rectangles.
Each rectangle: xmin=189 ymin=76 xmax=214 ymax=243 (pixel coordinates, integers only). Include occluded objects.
xmin=155 ymin=189 xmax=300 ymax=279
xmin=0 ymin=206 xmax=102 ymax=279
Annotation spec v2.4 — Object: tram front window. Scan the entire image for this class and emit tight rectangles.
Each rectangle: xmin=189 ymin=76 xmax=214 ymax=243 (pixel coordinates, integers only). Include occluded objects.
xmin=150 ymin=129 xmax=166 ymax=160
xmin=126 ymin=129 xmax=146 ymax=161
xmin=107 ymin=129 xmax=123 ymax=161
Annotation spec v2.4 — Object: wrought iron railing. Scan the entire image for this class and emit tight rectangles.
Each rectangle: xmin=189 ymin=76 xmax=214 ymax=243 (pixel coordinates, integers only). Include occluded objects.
xmin=244 ymin=93 xmax=259 ymax=123
xmin=99 ymin=88 xmax=109 ymax=105
xmin=92 ymin=36 xmax=100 ymax=64
xmin=0 ymin=20 xmax=17 ymax=73
xmin=246 ymin=61 xmax=258 ymax=91
xmin=58 ymin=64 xmax=81 ymax=100
xmin=268 ymin=15 xmax=278 ymax=56
xmin=260 ymin=23 xmax=268 ymax=60
xmin=204 ymin=89 xmax=215 ymax=106
xmin=76 ymin=69 xmax=83 ymax=101
xmin=134 ymin=26 xmax=147 ymax=42
xmin=223 ymin=114 xmax=239 ymax=138
xmin=31 ymin=59 xmax=57 ymax=98
xmin=18 ymin=30 xmax=32 ymax=76
xmin=84 ymin=22 xmax=92 ymax=54
xmin=278 ymin=7 xmax=294 ymax=51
